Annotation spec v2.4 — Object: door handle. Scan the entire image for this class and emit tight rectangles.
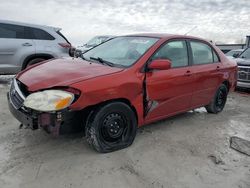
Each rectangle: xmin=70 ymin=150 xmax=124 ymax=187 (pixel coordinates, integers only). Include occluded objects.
xmin=22 ymin=43 xmax=32 ymax=47
xmin=216 ymin=66 xmax=220 ymax=71
xmin=184 ymin=70 xmax=192 ymax=76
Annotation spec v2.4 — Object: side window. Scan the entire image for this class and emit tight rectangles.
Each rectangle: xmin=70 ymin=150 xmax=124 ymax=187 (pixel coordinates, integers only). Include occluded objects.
xmin=31 ymin=28 xmax=55 ymax=40
xmin=190 ymin=41 xmax=213 ymax=64
xmin=0 ymin=23 xmax=26 ymax=39
xmin=152 ymin=41 xmax=188 ymax=68
xmin=213 ymin=50 xmax=219 ymax=62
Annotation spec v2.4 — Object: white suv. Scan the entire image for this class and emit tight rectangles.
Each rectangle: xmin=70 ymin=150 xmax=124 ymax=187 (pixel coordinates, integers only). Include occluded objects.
xmin=0 ymin=20 xmax=72 ymax=74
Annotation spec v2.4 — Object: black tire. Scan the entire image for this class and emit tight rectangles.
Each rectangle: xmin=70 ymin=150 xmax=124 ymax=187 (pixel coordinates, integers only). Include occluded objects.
xmin=85 ymin=102 xmax=137 ymax=153
xmin=205 ymin=84 xmax=228 ymax=114
xmin=24 ymin=58 xmax=46 ymax=69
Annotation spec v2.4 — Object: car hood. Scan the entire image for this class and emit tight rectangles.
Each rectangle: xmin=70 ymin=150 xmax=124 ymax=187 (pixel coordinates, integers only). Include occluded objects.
xmin=235 ymin=58 xmax=250 ymax=66
xmin=17 ymin=58 xmax=123 ymax=92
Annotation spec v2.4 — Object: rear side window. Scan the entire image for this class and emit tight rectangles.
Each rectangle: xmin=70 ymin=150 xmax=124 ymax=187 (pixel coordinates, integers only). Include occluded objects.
xmin=0 ymin=23 xmax=55 ymax=40
xmin=152 ymin=40 xmax=188 ymax=68
xmin=190 ymin=41 xmax=219 ymax=64
xmin=213 ymin=50 xmax=219 ymax=62
xmin=31 ymin=28 xmax=55 ymax=40
xmin=0 ymin=23 xmax=26 ymax=39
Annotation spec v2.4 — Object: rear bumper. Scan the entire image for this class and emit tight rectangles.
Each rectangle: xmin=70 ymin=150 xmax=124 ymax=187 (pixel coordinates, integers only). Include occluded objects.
xmin=7 ymin=92 xmax=81 ymax=136
xmin=237 ymin=81 xmax=250 ymax=89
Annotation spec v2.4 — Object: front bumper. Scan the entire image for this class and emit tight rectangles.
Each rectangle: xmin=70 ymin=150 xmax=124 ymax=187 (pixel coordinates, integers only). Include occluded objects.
xmin=8 ymin=93 xmax=36 ymax=128
xmin=8 ymin=92 xmax=81 ymax=136
xmin=237 ymin=81 xmax=250 ymax=89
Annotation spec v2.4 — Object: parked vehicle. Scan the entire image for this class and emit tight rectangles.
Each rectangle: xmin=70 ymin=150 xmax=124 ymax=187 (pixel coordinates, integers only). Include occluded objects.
xmin=8 ymin=34 xmax=237 ymax=152
xmin=75 ymin=35 xmax=114 ymax=57
xmin=225 ymin=49 xmax=244 ymax=58
xmin=0 ymin=20 xmax=71 ymax=74
xmin=234 ymin=47 xmax=250 ymax=88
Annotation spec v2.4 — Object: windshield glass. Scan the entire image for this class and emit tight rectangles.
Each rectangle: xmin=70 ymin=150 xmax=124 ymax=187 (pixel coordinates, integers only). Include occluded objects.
xmin=239 ymin=48 xmax=250 ymax=59
xmin=86 ymin=36 xmax=109 ymax=47
xmin=83 ymin=36 xmax=159 ymax=67
xmin=226 ymin=50 xmax=240 ymax=56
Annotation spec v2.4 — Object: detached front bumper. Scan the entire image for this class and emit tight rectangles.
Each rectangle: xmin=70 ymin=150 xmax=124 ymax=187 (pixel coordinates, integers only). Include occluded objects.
xmin=7 ymin=79 xmax=81 ymax=136
xmin=8 ymin=93 xmax=36 ymax=128
xmin=8 ymin=92 xmax=80 ymax=136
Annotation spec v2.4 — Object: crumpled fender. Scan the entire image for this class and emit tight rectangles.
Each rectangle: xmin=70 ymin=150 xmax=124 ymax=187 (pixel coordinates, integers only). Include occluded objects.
xmin=69 ymin=70 xmax=145 ymax=126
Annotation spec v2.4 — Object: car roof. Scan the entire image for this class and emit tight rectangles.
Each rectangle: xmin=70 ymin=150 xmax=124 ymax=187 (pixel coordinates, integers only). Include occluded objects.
xmin=0 ymin=19 xmax=61 ymax=31
xmin=124 ymin=33 xmax=209 ymax=41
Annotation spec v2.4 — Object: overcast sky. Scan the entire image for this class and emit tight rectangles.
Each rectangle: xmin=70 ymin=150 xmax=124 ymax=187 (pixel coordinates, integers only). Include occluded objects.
xmin=0 ymin=0 xmax=249 ymax=45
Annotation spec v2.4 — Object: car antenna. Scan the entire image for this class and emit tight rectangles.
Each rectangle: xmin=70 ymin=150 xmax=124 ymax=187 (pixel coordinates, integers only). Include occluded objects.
xmin=184 ymin=26 xmax=197 ymax=35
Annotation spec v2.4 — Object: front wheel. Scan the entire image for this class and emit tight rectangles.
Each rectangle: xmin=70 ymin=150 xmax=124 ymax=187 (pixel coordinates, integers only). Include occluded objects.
xmin=205 ymin=84 xmax=228 ymax=114
xmin=85 ymin=102 xmax=137 ymax=153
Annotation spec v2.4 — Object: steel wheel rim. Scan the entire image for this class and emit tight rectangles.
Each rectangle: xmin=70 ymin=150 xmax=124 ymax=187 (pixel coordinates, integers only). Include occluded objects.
xmin=100 ymin=113 xmax=129 ymax=143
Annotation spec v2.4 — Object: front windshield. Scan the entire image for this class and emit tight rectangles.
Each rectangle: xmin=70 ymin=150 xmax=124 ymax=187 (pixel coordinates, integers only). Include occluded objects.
xmin=226 ymin=50 xmax=239 ymax=56
xmin=86 ymin=36 xmax=109 ymax=47
xmin=239 ymin=48 xmax=250 ymax=59
xmin=83 ymin=36 xmax=159 ymax=67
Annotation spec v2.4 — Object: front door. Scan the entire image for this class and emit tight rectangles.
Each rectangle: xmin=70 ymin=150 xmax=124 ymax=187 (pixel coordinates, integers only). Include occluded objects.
xmin=145 ymin=40 xmax=195 ymax=123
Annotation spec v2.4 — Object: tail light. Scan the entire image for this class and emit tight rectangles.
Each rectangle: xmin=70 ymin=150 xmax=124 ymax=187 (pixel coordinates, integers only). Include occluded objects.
xmin=58 ymin=43 xmax=71 ymax=48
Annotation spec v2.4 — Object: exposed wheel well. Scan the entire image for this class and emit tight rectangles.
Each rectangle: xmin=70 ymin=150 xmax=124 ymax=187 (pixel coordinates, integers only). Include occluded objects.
xmin=22 ymin=54 xmax=54 ymax=70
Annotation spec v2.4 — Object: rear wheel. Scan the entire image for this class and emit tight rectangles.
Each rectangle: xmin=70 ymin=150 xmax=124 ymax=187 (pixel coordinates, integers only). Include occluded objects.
xmin=205 ymin=84 xmax=228 ymax=114
xmin=85 ymin=102 xmax=137 ymax=153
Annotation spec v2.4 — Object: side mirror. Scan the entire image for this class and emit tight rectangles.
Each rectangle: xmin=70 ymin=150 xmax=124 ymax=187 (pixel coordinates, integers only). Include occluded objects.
xmin=148 ymin=59 xmax=172 ymax=70
xmin=233 ymin=53 xmax=239 ymax=58
xmin=69 ymin=47 xmax=76 ymax=57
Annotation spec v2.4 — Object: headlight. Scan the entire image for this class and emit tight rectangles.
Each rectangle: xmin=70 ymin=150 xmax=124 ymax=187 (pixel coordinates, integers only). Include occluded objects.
xmin=23 ymin=90 xmax=74 ymax=112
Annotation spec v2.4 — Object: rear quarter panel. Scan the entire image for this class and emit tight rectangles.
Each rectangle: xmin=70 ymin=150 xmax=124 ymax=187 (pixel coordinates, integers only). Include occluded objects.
xmin=215 ymin=45 xmax=237 ymax=91
xmin=223 ymin=58 xmax=238 ymax=91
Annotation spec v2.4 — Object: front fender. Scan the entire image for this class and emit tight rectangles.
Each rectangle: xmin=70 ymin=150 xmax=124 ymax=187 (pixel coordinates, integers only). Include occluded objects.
xmin=69 ymin=71 xmax=145 ymax=125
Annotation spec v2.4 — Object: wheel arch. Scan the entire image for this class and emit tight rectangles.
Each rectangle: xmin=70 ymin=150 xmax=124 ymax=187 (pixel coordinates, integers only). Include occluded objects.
xmin=22 ymin=53 xmax=54 ymax=70
xmin=81 ymin=98 xmax=139 ymax=125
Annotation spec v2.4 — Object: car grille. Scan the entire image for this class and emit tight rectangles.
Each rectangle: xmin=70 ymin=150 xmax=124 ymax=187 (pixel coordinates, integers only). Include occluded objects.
xmin=9 ymin=79 xmax=26 ymax=109
xmin=238 ymin=66 xmax=250 ymax=82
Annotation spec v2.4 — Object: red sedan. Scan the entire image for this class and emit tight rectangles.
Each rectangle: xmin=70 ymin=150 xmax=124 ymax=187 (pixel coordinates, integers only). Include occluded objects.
xmin=8 ymin=34 xmax=237 ymax=152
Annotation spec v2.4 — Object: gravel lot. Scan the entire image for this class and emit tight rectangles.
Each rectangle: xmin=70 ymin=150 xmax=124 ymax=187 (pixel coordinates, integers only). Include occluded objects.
xmin=0 ymin=75 xmax=250 ymax=188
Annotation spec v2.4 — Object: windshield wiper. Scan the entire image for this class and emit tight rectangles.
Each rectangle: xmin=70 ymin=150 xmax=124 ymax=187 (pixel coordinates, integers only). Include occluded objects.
xmin=90 ymin=57 xmax=114 ymax=67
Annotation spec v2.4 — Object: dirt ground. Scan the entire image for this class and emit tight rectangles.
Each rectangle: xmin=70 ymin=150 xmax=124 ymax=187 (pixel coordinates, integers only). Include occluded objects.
xmin=0 ymin=75 xmax=250 ymax=188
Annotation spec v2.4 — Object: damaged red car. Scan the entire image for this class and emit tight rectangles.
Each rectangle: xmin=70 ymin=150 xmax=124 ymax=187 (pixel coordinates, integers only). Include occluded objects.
xmin=8 ymin=34 xmax=237 ymax=152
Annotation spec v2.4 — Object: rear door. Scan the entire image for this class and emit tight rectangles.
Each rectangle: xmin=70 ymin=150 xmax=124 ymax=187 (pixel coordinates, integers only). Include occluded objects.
xmin=0 ymin=23 xmax=35 ymax=74
xmin=145 ymin=40 xmax=195 ymax=122
xmin=188 ymin=40 xmax=223 ymax=107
